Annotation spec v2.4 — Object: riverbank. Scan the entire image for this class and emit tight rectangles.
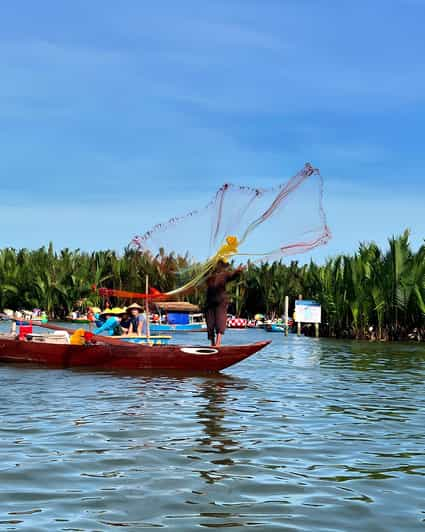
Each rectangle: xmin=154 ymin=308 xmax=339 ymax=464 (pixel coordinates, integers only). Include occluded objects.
xmin=0 ymin=230 xmax=424 ymax=340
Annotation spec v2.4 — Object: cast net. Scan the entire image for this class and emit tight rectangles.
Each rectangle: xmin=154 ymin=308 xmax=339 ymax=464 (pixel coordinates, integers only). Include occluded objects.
xmin=131 ymin=163 xmax=331 ymax=297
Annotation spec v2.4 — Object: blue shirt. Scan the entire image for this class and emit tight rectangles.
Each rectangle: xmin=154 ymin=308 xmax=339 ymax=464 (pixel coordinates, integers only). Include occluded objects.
xmin=129 ymin=315 xmax=146 ymax=334
xmin=93 ymin=316 xmax=120 ymax=336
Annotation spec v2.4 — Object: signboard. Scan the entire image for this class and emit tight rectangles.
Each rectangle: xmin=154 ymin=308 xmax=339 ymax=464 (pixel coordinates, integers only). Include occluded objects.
xmin=294 ymin=300 xmax=321 ymax=324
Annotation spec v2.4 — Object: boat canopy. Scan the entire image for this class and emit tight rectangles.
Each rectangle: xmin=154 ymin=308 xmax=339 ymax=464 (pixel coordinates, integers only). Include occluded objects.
xmin=154 ymin=301 xmax=200 ymax=313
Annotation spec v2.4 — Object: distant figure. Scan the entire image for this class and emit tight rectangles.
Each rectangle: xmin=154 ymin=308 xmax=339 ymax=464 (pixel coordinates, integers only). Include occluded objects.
xmin=204 ymin=260 xmax=244 ymax=347
xmin=87 ymin=307 xmax=96 ymax=331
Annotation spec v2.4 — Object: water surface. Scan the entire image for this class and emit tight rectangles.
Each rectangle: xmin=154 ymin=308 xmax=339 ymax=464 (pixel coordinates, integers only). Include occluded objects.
xmin=1 ymin=326 xmax=425 ymax=531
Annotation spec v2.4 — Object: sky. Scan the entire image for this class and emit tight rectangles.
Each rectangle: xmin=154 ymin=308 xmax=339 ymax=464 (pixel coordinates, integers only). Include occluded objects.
xmin=1 ymin=0 xmax=424 ymax=262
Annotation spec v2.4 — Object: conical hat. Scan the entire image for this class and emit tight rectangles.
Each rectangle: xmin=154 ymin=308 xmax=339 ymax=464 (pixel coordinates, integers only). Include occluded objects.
xmin=110 ymin=307 xmax=127 ymax=315
xmin=127 ymin=302 xmax=143 ymax=311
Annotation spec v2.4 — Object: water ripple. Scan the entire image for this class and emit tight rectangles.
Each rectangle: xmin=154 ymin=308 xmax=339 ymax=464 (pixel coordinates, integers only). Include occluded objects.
xmin=1 ymin=328 xmax=425 ymax=530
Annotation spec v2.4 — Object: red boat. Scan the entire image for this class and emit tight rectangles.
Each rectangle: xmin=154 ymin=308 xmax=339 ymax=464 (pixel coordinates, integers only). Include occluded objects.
xmin=0 ymin=335 xmax=270 ymax=372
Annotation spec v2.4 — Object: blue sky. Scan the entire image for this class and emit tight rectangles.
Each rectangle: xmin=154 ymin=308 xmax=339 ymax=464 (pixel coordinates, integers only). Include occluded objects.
xmin=1 ymin=0 xmax=424 ymax=262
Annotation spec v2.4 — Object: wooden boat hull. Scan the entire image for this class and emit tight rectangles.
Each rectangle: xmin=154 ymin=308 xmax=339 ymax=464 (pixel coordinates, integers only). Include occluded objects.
xmin=0 ymin=337 xmax=270 ymax=372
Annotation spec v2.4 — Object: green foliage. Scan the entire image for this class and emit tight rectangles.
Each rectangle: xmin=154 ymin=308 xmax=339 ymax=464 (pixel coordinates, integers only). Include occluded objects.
xmin=1 ymin=231 xmax=424 ymax=339
xmin=0 ymin=244 xmax=191 ymax=318
xmin=228 ymin=230 xmax=425 ymax=339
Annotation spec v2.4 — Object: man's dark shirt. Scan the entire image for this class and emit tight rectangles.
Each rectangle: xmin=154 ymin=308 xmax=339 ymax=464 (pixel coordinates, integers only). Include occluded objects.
xmin=206 ymin=270 xmax=240 ymax=307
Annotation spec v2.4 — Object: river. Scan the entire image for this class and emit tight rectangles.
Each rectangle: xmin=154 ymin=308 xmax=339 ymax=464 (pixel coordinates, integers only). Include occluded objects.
xmin=0 ymin=326 xmax=424 ymax=531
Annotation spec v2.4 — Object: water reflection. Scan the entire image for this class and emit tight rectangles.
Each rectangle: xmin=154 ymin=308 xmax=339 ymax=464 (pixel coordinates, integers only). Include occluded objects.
xmin=195 ymin=378 xmax=246 ymax=484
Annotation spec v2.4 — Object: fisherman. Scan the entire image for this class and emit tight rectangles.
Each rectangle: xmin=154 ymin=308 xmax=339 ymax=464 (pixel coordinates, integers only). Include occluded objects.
xmin=93 ymin=308 xmax=125 ymax=336
xmin=126 ymin=302 xmax=146 ymax=336
xmin=204 ymin=260 xmax=244 ymax=347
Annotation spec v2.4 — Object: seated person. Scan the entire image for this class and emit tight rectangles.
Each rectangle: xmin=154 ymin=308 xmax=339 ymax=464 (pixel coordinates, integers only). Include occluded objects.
xmin=93 ymin=308 xmax=125 ymax=336
xmin=126 ymin=303 xmax=146 ymax=336
xmin=120 ymin=312 xmax=131 ymax=335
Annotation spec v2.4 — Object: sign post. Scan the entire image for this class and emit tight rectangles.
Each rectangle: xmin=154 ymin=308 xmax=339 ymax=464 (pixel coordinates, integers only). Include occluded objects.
xmin=294 ymin=299 xmax=322 ymax=337
xmin=297 ymin=295 xmax=302 ymax=336
xmin=284 ymin=295 xmax=289 ymax=336
xmin=145 ymin=275 xmax=150 ymax=340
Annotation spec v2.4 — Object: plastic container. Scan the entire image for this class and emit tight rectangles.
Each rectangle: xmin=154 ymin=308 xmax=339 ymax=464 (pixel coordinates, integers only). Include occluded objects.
xmin=18 ymin=324 xmax=33 ymax=340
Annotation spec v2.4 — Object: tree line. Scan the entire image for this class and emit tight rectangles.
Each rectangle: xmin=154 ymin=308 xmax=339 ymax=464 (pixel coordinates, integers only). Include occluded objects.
xmin=0 ymin=230 xmax=424 ymax=340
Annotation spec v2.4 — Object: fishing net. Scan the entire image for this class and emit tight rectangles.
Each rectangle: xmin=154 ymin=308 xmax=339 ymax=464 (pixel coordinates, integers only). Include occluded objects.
xmin=131 ymin=163 xmax=331 ymax=297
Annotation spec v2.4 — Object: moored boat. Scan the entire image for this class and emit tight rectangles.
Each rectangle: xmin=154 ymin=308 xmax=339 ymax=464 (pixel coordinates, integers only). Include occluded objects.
xmin=151 ymin=302 xmax=207 ymax=333
xmin=149 ymin=322 xmax=206 ymax=333
xmin=65 ymin=318 xmax=90 ymax=324
xmin=266 ymin=323 xmax=286 ymax=333
xmin=0 ymin=335 xmax=270 ymax=372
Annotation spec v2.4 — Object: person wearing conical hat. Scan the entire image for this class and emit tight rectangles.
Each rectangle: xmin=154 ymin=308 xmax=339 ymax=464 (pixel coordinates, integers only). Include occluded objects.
xmin=126 ymin=302 xmax=146 ymax=336
xmin=93 ymin=307 xmax=126 ymax=336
